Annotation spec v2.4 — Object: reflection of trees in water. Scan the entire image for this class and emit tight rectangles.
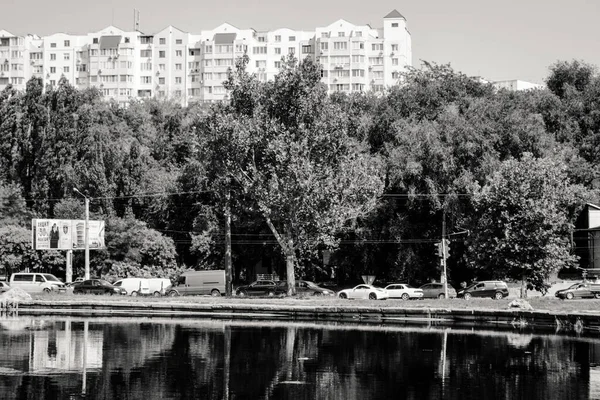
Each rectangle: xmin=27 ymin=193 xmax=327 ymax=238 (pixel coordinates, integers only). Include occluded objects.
xmin=0 ymin=320 xmax=597 ymax=399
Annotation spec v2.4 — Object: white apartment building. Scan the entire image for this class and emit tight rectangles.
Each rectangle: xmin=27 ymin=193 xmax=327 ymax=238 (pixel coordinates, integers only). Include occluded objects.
xmin=492 ymin=79 xmax=545 ymax=91
xmin=0 ymin=9 xmax=411 ymax=105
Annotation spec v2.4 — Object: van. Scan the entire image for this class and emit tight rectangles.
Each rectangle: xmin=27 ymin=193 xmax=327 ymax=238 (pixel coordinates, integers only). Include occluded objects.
xmin=147 ymin=278 xmax=172 ymax=297
xmin=168 ymin=270 xmax=225 ymax=297
xmin=10 ymin=273 xmax=67 ymax=294
xmin=113 ymin=278 xmax=151 ymax=296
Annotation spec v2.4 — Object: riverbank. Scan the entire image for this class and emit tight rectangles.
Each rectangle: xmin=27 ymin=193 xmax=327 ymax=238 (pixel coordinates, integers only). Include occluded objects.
xmin=6 ymin=295 xmax=600 ymax=334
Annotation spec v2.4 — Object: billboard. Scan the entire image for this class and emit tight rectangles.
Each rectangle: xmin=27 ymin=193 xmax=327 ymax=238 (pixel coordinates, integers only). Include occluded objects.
xmin=32 ymin=219 xmax=105 ymax=250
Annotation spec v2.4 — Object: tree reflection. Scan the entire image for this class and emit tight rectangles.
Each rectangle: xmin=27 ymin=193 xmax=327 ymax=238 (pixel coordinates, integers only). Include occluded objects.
xmin=0 ymin=318 xmax=596 ymax=399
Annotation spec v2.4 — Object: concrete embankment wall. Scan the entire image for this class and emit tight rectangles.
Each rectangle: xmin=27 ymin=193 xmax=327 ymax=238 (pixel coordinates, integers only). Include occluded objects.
xmin=9 ymin=301 xmax=600 ymax=334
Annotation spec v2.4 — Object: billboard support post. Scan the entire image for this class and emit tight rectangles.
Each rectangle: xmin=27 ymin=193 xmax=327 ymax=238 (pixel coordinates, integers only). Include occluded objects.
xmin=66 ymin=250 xmax=73 ymax=283
xmin=84 ymin=197 xmax=90 ymax=280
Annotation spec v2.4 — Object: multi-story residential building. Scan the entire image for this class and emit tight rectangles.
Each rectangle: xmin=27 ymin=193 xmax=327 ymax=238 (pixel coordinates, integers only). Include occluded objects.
xmin=492 ymin=79 xmax=545 ymax=91
xmin=0 ymin=9 xmax=412 ymax=105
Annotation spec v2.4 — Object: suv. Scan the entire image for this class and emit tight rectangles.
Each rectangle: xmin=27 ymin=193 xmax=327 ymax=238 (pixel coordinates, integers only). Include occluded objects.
xmin=457 ymin=281 xmax=509 ymax=300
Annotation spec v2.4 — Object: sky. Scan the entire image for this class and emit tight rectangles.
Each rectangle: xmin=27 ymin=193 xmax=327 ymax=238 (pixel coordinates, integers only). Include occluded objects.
xmin=1 ymin=0 xmax=599 ymax=83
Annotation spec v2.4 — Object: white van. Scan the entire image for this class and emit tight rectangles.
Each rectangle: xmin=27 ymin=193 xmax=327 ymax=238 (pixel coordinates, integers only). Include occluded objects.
xmin=168 ymin=270 xmax=225 ymax=297
xmin=113 ymin=278 xmax=151 ymax=296
xmin=147 ymin=278 xmax=172 ymax=297
xmin=10 ymin=273 xmax=67 ymax=293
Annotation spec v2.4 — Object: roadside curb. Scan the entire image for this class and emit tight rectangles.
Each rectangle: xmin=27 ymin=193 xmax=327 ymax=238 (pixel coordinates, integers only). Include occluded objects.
xmin=11 ymin=300 xmax=600 ymax=334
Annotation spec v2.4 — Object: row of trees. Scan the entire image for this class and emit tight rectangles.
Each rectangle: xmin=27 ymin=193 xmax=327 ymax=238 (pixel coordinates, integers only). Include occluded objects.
xmin=0 ymin=57 xmax=598 ymax=295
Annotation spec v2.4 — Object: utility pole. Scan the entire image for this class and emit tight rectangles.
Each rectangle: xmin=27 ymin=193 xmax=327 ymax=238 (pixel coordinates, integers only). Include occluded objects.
xmin=441 ymin=209 xmax=448 ymax=299
xmin=74 ymin=188 xmax=91 ymax=280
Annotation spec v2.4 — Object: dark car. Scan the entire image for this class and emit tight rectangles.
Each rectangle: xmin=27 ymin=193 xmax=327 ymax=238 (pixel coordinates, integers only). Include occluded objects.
xmin=555 ymin=282 xmax=600 ymax=300
xmin=457 ymin=281 xmax=509 ymax=300
xmin=419 ymin=283 xmax=457 ymax=299
xmin=0 ymin=281 xmax=10 ymax=293
xmin=235 ymin=280 xmax=288 ymax=297
xmin=73 ymin=279 xmax=127 ymax=295
xmin=277 ymin=280 xmax=336 ymax=297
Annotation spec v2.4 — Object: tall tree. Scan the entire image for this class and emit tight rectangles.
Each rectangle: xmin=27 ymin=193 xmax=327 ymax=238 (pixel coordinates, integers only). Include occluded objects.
xmin=466 ymin=153 xmax=581 ymax=295
xmin=227 ymin=56 xmax=384 ymax=294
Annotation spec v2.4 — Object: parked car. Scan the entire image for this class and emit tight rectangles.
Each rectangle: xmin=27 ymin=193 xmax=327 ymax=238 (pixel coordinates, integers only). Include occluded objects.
xmin=0 ymin=281 xmax=10 ymax=293
xmin=457 ymin=281 xmax=509 ymax=300
xmin=384 ymin=284 xmax=423 ymax=300
xmin=276 ymin=280 xmax=336 ymax=296
xmin=337 ymin=284 xmax=389 ymax=300
xmin=235 ymin=280 xmax=287 ymax=297
xmin=419 ymin=283 xmax=458 ymax=299
xmin=9 ymin=273 xmax=67 ymax=294
xmin=555 ymin=282 xmax=600 ymax=300
xmin=73 ymin=279 xmax=127 ymax=295
xmin=168 ymin=270 xmax=226 ymax=297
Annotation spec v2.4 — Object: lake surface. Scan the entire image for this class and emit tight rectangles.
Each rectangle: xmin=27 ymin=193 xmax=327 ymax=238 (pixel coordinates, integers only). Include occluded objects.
xmin=0 ymin=316 xmax=599 ymax=399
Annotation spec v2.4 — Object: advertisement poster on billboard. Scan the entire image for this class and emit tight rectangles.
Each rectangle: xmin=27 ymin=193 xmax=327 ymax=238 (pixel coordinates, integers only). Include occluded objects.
xmin=32 ymin=219 xmax=105 ymax=250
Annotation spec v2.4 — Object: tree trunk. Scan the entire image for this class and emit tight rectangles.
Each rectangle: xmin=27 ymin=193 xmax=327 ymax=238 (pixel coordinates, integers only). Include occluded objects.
xmin=285 ymin=229 xmax=296 ymax=296
xmin=520 ymin=274 xmax=527 ymax=299
xmin=224 ymin=192 xmax=233 ymax=297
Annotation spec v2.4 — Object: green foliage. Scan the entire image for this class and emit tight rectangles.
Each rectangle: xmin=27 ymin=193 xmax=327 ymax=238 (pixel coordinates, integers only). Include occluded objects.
xmin=466 ymin=154 xmax=580 ymax=293
xmin=546 ymin=60 xmax=596 ymax=98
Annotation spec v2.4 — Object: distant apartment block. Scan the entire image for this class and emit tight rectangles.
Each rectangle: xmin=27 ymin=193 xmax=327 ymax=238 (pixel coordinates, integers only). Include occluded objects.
xmin=492 ymin=79 xmax=545 ymax=91
xmin=0 ymin=9 xmax=411 ymax=105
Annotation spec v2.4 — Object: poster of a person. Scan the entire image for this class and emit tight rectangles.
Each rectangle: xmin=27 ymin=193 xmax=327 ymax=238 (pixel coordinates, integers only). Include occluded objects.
xmin=49 ymin=223 xmax=59 ymax=248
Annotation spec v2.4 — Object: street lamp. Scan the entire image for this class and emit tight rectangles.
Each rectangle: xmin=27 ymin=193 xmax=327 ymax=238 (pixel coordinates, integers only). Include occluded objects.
xmin=73 ymin=187 xmax=90 ymax=280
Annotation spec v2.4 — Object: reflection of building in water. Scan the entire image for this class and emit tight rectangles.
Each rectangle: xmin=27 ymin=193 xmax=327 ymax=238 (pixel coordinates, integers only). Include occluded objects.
xmin=29 ymin=327 xmax=103 ymax=373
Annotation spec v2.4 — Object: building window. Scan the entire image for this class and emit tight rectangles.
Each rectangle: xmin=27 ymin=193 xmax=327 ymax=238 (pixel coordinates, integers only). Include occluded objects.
xmin=50 ymin=43 xmax=56 ymax=48
xmin=159 ymin=77 xmax=165 ymax=84
xmin=392 ymin=23 xmax=399 ymax=27
xmin=274 ymin=47 xmax=281 ymax=55
xmin=338 ymin=32 xmax=345 ymax=37
xmin=175 ymin=77 xmax=182 ymax=84
xmin=141 ymin=76 xmax=151 ymax=84
xmin=159 ymin=51 xmax=165 ymax=58
xmin=159 ymin=38 xmax=166 ymax=45
xmin=253 ymin=46 xmax=267 ymax=54
xmin=288 ymin=47 xmax=295 ymax=54
xmin=320 ymin=42 xmax=328 ymax=51
xmin=355 ymin=31 xmax=362 ymax=37
xmin=176 ymin=39 xmax=182 ymax=45
xmin=175 ymin=63 xmax=182 ymax=70
xmin=77 ymin=64 xmax=87 ymax=72
xmin=275 ymin=35 xmax=281 ymax=42
xmin=140 ymin=37 xmax=152 ymax=44
xmin=50 ymin=80 xmax=56 ymax=86
xmin=93 ymin=38 xmax=98 ymax=44
xmin=125 ymin=37 xmax=130 ymax=43
xmin=64 ymin=53 xmax=70 ymax=60
xmin=392 ymin=58 xmax=399 ymax=66
xmin=205 ymin=45 xmax=212 ymax=53
xmin=257 ymin=36 xmax=266 ymax=43
xmin=256 ymin=60 xmax=266 ymax=68
xmin=289 ymin=36 xmax=296 ymax=41
xmin=141 ymin=50 xmax=152 ymax=57
xmin=176 ymin=50 xmax=182 ymax=57
xmin=64 ymin=40 xmax=70 ymax=47
xmin=372 ymin=44 xmax=383 ymax=51
xmin=391 ymin=44 xmax=398 ymax=51
xmin=274 ymin=61 xmax=281 ymax=68
xmin=50 ymin=54 xmax=56 ymax=61
xmin=333 ymin=42 xmax=347 ymax=50
xmin=64 ymin=66 xmax=70 ymax=73
xmin=321 ymin=32 xmax=329 ymax=39
xmin=302 ymin=45 xmax=312 ymax=54
xmin=50 ymin=66 xmax=56 ymax=73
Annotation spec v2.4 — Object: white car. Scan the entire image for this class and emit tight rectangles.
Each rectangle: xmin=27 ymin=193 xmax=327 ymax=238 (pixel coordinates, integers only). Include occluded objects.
xmin=385 ymin=284 xmax=423 ymax=300
xmin=337 ymin=284 xmax=389 ymax=300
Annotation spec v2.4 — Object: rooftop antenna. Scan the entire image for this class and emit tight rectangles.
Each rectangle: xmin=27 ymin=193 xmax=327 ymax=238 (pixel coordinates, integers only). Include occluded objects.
xmin=133 ymin=9 xmax=140 ymax=32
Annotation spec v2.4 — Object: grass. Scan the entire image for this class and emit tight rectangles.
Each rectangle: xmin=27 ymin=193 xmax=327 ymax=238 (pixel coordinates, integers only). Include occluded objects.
xmin=27 ymin=291 xmax=600 ymax=314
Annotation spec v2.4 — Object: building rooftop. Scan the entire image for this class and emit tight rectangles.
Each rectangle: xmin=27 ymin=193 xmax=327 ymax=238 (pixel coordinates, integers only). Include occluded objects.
xmin=384 ymin=9 xmax=406 ymax=20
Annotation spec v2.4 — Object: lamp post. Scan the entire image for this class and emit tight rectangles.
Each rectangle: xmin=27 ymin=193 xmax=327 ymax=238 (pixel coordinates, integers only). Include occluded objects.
xmin=73 ymin=188 xmax=90 ymax=280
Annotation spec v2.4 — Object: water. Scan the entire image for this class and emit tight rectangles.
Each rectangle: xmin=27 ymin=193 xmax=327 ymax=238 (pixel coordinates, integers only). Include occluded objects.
xmin=0 ymin=316 xmax=599 ymax=399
